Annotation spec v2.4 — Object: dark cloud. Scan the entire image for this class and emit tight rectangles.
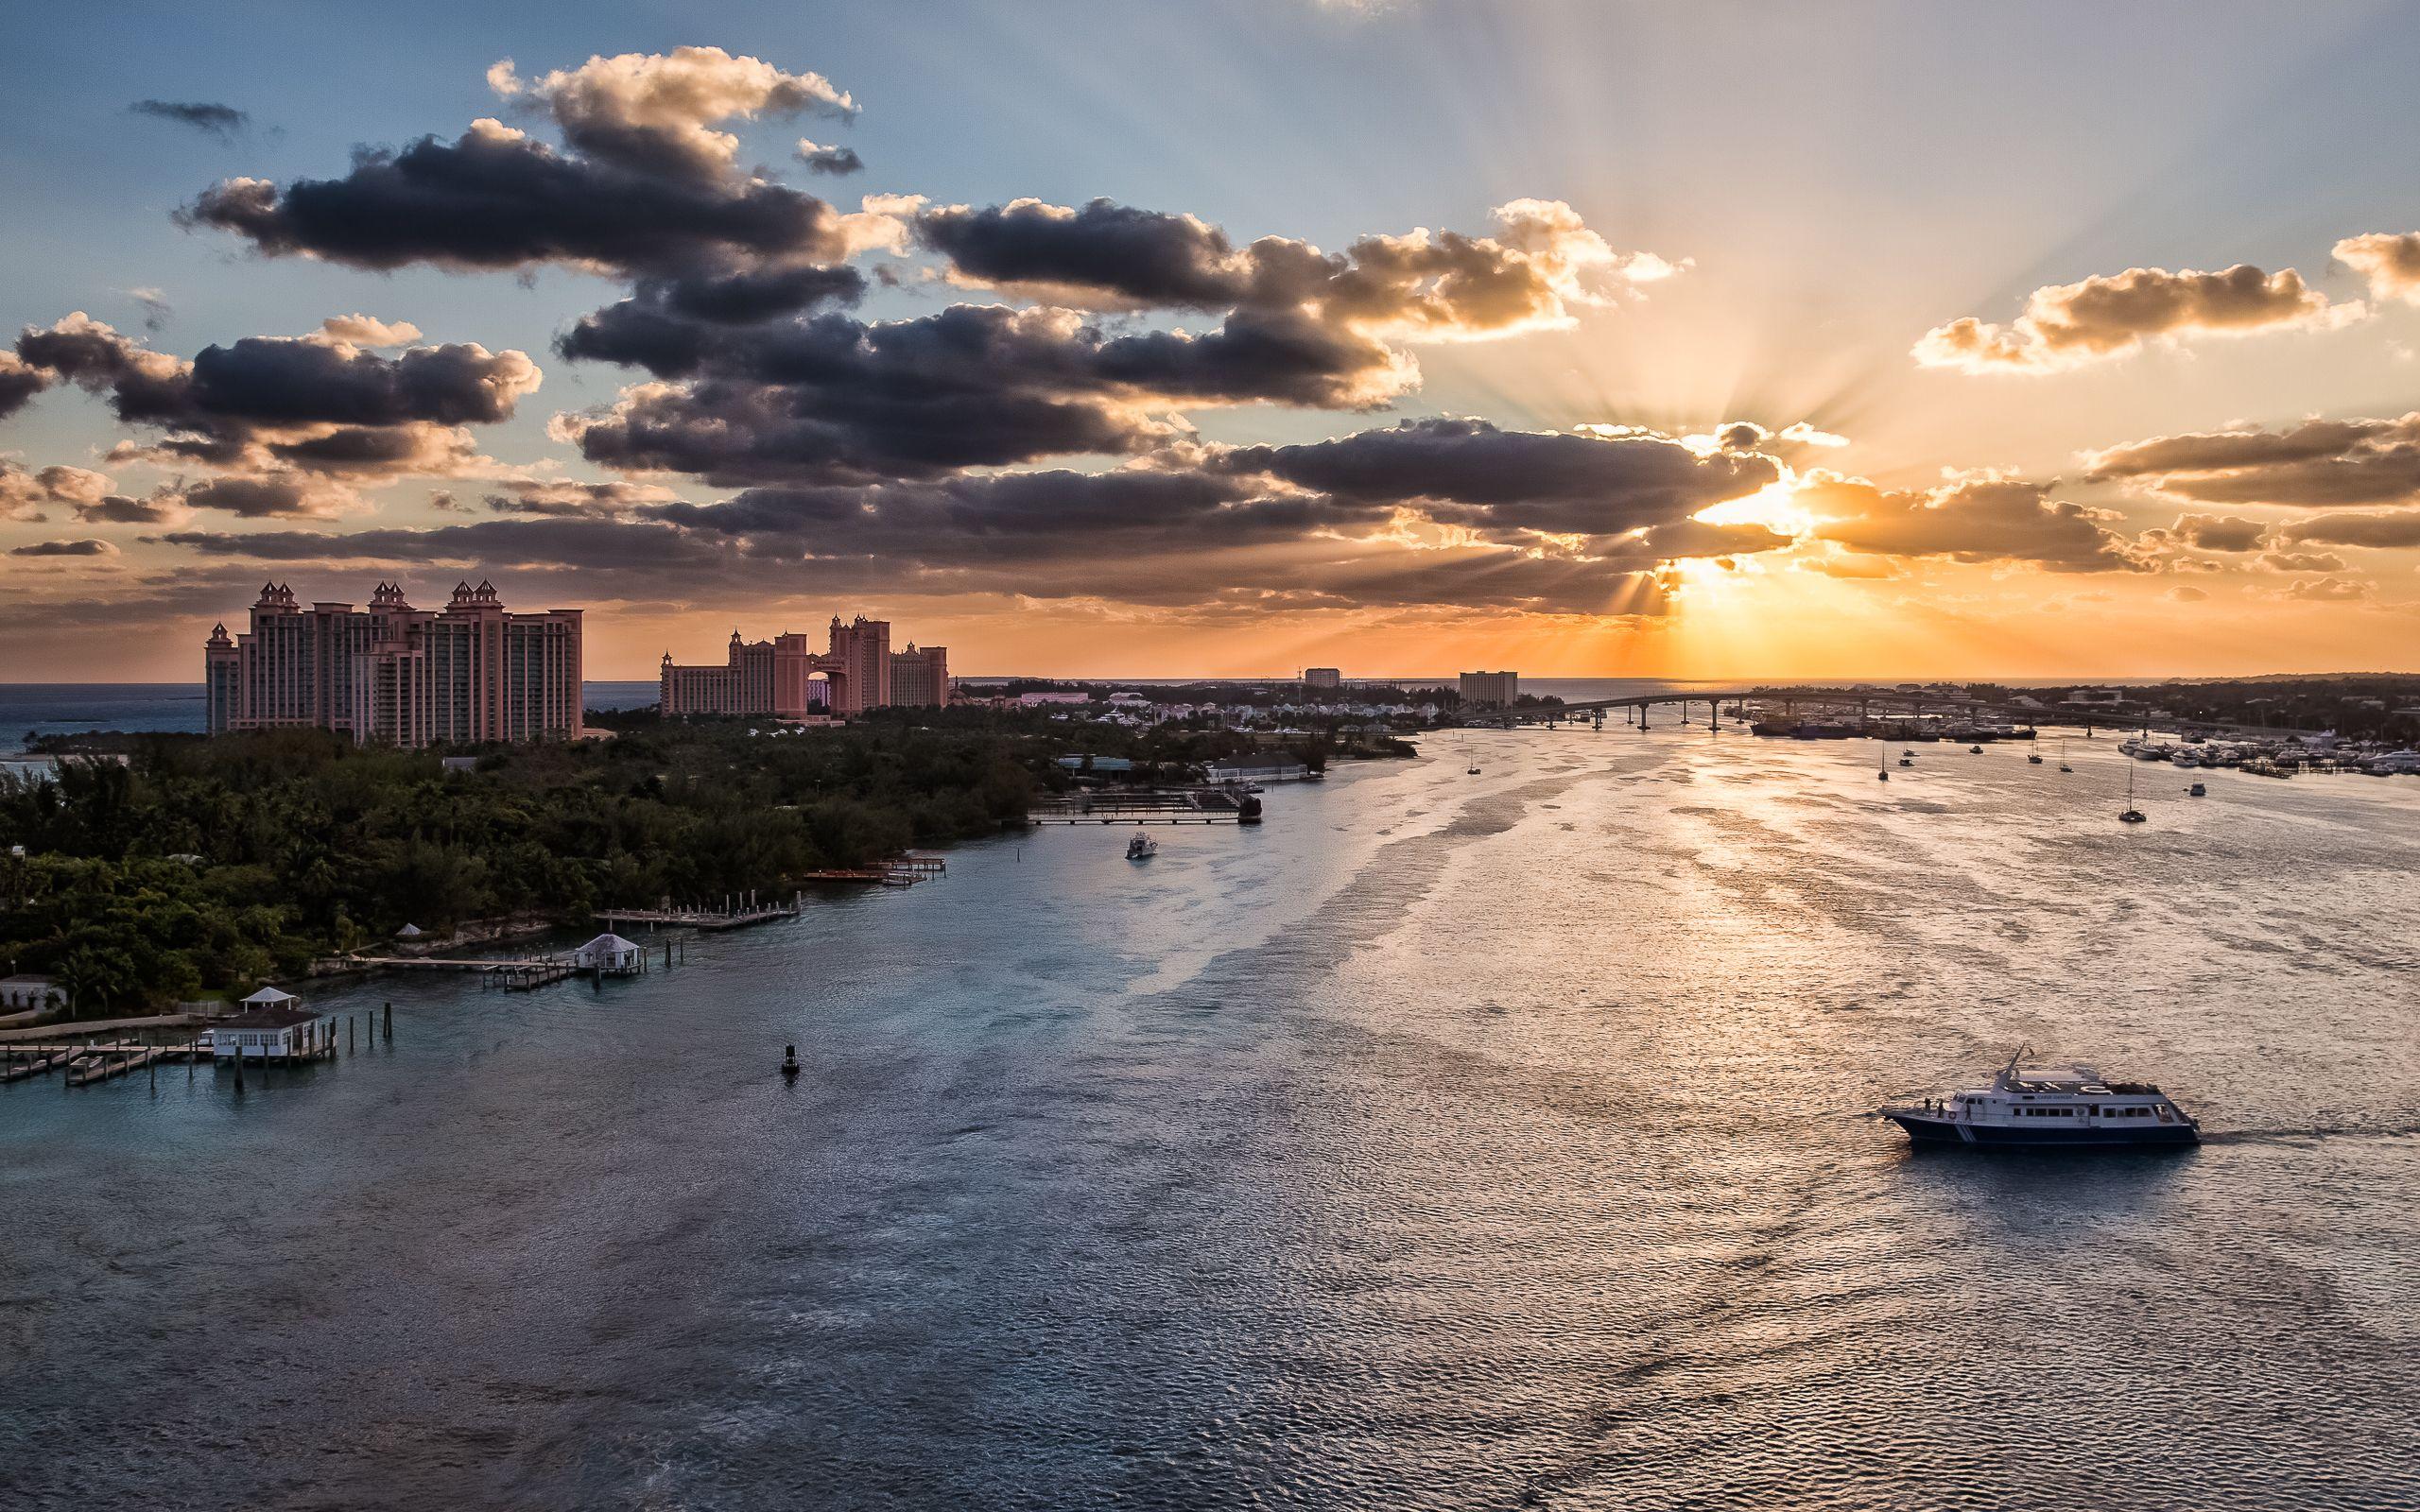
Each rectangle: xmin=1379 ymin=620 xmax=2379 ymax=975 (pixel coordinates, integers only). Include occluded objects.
xmin=10 ymin=538 xmax=116 ymax=558
xmin=1916 ymin=264 xmax=2352 ymax=373
xmin=555 ymin=300 xmax=1406 ymax=485
xmin=1804 ymin=473 xmax=2143 ymax=572
xmin=796 ymin=140 xmax=863 ymax=176
xmin=2083 ymin=414 xmax=2420 ymax=507
xmin=0 ymin=352 xmax=45 ymax=420
xmin=2256 ymin=549 xmax=2346 ymax=573
xmin=2136 ymin=512 xmax=2268 ymax=553
xmin=915 ymin=196 xmax=1665 ymax=334
xmin=2280 ymin=511 xmax=2420 ymax=549
xmin=130 ymin=99 xmax=251 ymax=140
xmin=1217 ymin=417 xmax=1776 ymax=540
xmin=480 ymin=479 xmax=679 ymax=517
xmin=182 ymin=122 xmax=853 ymax=277
xmin=11 ymin=312 xmax=538 ymax=480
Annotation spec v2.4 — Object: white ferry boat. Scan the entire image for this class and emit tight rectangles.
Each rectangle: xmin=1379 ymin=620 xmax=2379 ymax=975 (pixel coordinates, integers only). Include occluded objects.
xmin=1882 ymin=1048 xmax=2199 ymax=1148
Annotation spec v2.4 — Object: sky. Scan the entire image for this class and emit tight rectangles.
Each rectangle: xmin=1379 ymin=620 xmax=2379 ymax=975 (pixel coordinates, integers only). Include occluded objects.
xmin=8 ymin=0 xmax=2420 ymax=680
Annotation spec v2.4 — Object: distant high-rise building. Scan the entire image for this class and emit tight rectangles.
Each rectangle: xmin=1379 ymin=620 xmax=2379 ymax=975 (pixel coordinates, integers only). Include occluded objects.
xmin=662 ymin=615 xmax=942 ymax=718
xmin=204 ymin=580 xmax=584 ymax=748
xmin=1459 ymin=670 xmax=1519 ymax=708
xmin=1303 ymin=667 xmax=1342 ymax=690
xmin=890 ymin=644 xmax=950 ymax=708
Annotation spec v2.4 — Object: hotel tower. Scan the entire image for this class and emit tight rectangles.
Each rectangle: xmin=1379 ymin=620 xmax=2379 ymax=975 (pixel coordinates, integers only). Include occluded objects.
xmin=204 ymin=580 xmax=585 ymax=748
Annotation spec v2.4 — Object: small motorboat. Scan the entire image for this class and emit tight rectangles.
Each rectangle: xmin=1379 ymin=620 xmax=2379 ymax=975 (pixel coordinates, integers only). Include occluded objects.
xmin=1968 ymin=744 xmax=1984 ymax=754
xmin=1126 ymin=832 xmax=1159 ymax=860
xmin=2187 ymin=782 xmax=2207 ymax=797
xmin=1466 ymin=765 xmax=1481 ymax=775
xmin=2027 ymin=750 xmax=2044 ymax=765
xmin=1881 ymin=1047 xmax=2199 ymax=1147
xmin=780 ymin=1045 xmax=801 ymax=1080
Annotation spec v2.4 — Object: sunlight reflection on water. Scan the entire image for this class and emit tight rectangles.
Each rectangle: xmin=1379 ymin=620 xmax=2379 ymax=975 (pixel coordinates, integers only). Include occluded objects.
xmin=4 ymin=727 xmax=2416 ymax=1509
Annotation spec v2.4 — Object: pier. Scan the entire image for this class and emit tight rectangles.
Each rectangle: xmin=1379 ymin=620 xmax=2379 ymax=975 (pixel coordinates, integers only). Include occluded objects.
xmin=1027 ymin=787 xmax=1256 ymax=824
xmin=597 ymin=892 xmax=806 ymax=930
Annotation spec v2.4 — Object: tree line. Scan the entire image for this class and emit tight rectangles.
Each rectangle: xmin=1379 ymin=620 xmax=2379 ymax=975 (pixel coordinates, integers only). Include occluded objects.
xmin=0 ymin=719 xmax=1038 ymax=1015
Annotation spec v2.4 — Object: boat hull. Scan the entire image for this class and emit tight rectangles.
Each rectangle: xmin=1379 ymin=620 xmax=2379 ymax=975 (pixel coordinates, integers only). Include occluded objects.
xmin=1885 ymin=1112 xmax=2198 ymax=1148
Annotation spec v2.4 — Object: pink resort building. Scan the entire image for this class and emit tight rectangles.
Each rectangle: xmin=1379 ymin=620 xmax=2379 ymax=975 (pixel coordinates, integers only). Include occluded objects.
xmin=204 ymin=580 xmax=586 ymax=748
xmin=661 ymin=615 xmax=949 ymax=719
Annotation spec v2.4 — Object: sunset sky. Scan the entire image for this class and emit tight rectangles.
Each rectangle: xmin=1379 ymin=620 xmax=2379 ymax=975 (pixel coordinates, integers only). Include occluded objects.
xmin=9 ymin=1 xmax=2420 ymax=680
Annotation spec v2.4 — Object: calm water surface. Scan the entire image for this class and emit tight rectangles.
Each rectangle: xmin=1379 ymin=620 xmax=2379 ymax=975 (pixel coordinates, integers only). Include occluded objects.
xmin=3 ymin=730 xmax=2416 ymax=1509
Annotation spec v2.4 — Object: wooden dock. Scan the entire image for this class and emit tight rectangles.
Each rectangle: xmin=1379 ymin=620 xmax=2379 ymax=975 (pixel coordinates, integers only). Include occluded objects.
xmin=1027 ymin=787 xmax=1253 ymax=825
xmin=597 ymin=895 xmax=805 ymax=930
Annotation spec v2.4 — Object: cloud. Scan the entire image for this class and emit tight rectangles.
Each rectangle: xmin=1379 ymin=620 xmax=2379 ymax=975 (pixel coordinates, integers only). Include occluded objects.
xmin=2333 ymin=232 xmax=2420 ymax=305
xmin=11 ymin=312 xmax=538 ymax=480
xmin=313 ymin=314 xmax=424 ymax=347
xmin=0 ymin=351 xmax=51 ymax=420
xmin=129 ymin=286 xmax=174 ymax=334
xmin=1914 ymin=264 xmax=2356 ymax=373
xmin=914 ymin=196 xmax=1671 ymax=336
xmin=491 ymin=47 xmax=854 ymax=180
xmin=796 ymin=140 xmax=863 ymax=176
xmin=2136 ymin=512 xmax=2268 ymax=553
xmin=1801 ymin=472 xmax=2143 ymax=571
xmin=1 ymin=460 xmax=112 ymax=522
xmin=2083 ymin=414 xmax=2420 ymax=507
xmin=2276 ymin=576 xmax=2372 ymax=602
xmin=2167 ymin=584 xmax=2208 ymax=602
xmin=9 ymin=538 xmax=117 ymax=558
xmin=555 ymin=301 xmax=1398 ymax=484
xmin=2279 ymin=510 xmax=2420 ymax=549
xmin=2256 ymin=549 xmax=2346 ymax=573
xmin=182 ymin=121 xmax=851 ymax=278
xmin=479 ymin=478 xmax=680 ymax=516
xmin=1215 ymin=416 xmax=1778 ymax=542
xmin=1798 ymin=553 xmax=1906 ymax=580
xmin=130 ymin=99 xmax=251 ymax=140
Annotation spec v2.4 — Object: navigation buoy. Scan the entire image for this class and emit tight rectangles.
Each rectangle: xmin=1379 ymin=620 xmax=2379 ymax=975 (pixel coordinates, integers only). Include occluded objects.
xmin=781 ymin=1044 xmax=801 ymax=1079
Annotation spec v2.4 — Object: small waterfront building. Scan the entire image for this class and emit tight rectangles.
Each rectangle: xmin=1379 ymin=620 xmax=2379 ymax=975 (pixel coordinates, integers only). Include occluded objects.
xmin=395 ymin=923 xmax=425 ymax=939
xmin=212 ymin=989 xmax=324 ymax=1061
xmin=1203 ymin=755 xmax=1314 ymax=784
xmin=0 ymin=974 xmax=64 ymax=1010
xmin=572 ymin=934 xmax=648 ymax=974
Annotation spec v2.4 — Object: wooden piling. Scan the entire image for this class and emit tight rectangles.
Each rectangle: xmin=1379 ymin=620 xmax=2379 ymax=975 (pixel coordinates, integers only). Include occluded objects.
xmin=383 ymin=1002 xmax=392 ymax=1042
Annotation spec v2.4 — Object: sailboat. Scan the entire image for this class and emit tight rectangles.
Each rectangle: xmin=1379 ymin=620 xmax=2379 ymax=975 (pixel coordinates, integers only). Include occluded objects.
xmin=2058 ymin=738 xmax=2072 ymax=774
xmin=1877 ymin=741 xmax=1890 ymax=782
xmin=2119 ymin=765 xmax=2147 ymax=824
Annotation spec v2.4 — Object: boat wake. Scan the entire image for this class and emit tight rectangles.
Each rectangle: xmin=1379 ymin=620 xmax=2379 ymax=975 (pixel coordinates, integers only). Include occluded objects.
xmin=2201 ymin=1125 xmax=2420 ymax=1146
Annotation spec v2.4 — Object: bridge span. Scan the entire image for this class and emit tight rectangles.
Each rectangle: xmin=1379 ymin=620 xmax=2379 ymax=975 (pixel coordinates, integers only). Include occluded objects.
xmin=1476 ymin=688 xmax=2322 ymax=742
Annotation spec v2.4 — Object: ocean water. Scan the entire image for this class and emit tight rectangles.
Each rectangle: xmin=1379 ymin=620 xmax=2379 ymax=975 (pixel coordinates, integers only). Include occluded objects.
xmin=0 ymin=681 xmax=664 ymax=754
xmin=3 ymin=728 xmax=2417 ymax=1509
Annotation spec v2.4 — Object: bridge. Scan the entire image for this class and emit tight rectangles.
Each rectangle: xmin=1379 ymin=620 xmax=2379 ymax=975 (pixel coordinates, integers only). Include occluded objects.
xmin=1473 ymin=687 xmax=2325 ymax=742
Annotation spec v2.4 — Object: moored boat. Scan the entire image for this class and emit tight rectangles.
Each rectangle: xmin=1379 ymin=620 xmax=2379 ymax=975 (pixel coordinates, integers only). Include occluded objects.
xmin=1126 ymin=832 xmax=1159 ymax=860
xmin=1881 ymin=1048 xmax=2199 ymax=1147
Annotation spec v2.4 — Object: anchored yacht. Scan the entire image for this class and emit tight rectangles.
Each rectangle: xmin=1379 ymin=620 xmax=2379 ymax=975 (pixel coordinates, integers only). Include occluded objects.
xmin=1125 ymin=833 xmax=1158 ymax=860
xmin=1882 ymin=1048 xmax=2199 ymax=1147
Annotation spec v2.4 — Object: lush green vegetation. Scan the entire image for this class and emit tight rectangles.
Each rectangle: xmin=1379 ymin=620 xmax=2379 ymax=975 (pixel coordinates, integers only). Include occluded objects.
xmin=0 ymin=719 xmax=1039 ymax=1014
